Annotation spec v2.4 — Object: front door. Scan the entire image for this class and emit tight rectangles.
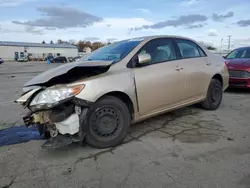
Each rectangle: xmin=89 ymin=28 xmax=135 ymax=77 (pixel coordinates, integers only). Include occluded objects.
xmin=132 ymin=38 xmax=186 ymax=116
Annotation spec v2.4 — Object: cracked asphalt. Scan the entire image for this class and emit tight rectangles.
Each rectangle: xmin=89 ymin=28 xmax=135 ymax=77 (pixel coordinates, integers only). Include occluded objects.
xmin=0 ymin=62 xmax=250 ymax=188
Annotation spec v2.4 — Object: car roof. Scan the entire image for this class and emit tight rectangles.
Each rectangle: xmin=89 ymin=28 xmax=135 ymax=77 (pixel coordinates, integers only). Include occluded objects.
xmin=234 ymin=46 xmax=250 ymax=50
xmin=122 ymin=35 xmax=197 ymax=42
xmin=115 ymin=35 xmax=201 ymax=48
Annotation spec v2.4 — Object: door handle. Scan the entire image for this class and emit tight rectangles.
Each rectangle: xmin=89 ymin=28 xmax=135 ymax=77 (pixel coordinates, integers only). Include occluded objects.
xmin=206 ymin=62 xmax=212 ymax=66
xmin=175 ymin=66 xmax=183 ymax=71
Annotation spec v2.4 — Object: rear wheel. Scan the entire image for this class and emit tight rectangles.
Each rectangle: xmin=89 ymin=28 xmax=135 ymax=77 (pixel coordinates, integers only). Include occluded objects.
xmin=84 ymin=96 xmax=131 ymax=148
xmin=201 ymin=79 xmax=223 ymax=110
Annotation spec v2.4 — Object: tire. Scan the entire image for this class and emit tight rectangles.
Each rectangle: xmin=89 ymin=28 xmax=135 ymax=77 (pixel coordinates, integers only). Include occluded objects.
xmin=84 ymin=96 xmax=131 ymax=148
xmin=201 ymin=79 xmax=223 ymax=110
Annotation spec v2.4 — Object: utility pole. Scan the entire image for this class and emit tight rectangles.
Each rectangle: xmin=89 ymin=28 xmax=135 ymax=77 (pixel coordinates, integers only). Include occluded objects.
xmin=228 ymin=35 xmax=231 ymax=52
xmin=220 ymin=38 xmax=223 ymax=54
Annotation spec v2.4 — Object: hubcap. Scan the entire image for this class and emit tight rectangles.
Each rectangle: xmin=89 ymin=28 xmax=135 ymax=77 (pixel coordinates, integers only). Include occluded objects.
xmin=90 ymin=107 xmax=122 ymax=137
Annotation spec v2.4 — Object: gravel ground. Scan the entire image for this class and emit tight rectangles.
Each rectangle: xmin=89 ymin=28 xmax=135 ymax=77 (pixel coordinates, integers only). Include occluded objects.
xmin=0 ymin=61 xmax=250 ymax=188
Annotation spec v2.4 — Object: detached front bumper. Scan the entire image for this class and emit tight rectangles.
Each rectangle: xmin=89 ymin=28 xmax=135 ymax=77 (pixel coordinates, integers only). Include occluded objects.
xmin=229 ymin=78 xmax=250 ymax=88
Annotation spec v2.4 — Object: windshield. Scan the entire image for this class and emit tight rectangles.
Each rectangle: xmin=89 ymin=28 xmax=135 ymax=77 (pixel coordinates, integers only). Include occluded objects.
xmin=226 ymin=48 xmax=250 ymax=59
xmin=84 ymin=40 xmax=142 ymax=63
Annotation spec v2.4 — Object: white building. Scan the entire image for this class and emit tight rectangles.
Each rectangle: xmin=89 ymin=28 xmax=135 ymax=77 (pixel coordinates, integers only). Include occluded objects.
xmin=78 ymin=47 xmax=92 ymax=58
xmin=83 ymin=47 xmax=92 ymax=54
xmin=0 ymin=41 xmax=78 ymax=61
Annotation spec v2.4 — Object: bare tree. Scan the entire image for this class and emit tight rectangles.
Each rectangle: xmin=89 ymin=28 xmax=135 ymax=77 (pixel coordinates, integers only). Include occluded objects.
xmin=207 ymin=46 xmax=216 ymax=50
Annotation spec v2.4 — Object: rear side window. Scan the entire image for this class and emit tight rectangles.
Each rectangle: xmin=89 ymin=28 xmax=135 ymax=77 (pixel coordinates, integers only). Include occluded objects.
xmin=197 ymin=47 xmax=206 ymax=57
xmin=176 ymin=39 xmax=205 ymax=59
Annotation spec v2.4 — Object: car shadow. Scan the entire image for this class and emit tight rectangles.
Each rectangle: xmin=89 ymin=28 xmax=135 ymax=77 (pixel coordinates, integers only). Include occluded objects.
xmin=225 ymin=88 xmax=250 ymax=94
xmin=43 ymin=106 xmax=202 ymax=157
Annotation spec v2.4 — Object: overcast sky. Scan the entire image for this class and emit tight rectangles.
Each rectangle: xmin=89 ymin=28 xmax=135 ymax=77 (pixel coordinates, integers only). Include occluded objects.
xmin=0 ymin=0 xmax=250 ymax=49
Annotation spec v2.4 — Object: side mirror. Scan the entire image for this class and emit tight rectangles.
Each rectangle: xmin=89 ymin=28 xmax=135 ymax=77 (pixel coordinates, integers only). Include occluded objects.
xmin=138 ymin=53 xmax=151 ymax=64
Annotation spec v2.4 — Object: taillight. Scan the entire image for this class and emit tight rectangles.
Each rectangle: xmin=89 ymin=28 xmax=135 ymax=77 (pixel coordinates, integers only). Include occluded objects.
xmin=225 ymin=61 xmax=229 ymax=69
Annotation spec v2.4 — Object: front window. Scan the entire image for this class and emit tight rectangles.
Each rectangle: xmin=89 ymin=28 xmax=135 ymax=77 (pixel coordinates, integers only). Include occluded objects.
xmin=84 ymin=40 xmax=142 ymax=63
xmin=137 ymin=38 xmax=177 ymax=65
xmin=226 ymin=48 xmax=250 ymax=59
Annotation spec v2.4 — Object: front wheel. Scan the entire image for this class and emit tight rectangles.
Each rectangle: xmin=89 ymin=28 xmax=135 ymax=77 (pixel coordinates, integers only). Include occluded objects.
xmin=201 ymin=79 xmax=223 ymax=110
xmin=83 ymin=96 xmax=131 ymax=148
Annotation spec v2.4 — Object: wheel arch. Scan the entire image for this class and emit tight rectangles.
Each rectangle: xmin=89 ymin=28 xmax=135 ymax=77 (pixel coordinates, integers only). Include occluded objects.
xmin=97 ymin=91 xmax=135 ymax=118
xmin=212 ymin=73 xmax=223 ymax=86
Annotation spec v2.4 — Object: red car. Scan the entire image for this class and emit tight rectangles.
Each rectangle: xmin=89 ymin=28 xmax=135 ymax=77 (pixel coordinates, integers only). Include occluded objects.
xmin=225 ymin=47 xmax=250 ymax=88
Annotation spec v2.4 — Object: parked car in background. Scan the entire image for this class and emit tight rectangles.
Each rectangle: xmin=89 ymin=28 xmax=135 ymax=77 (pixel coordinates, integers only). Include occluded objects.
xmin=16 ymin=35 xmax=229 ymax=149
xmin=51 ymin=56 xmax=68 ymax=63
xmin=17 ymin=57 xmax=28 ymax=62
xmin=224 ymin=46 xmax=250 ymax=88
xmin=0 ymin=58 xmax=4 ymax=64
xmin=68 ymin=57 xmax=73 ymax=62
xmin=72 ymin=56 xmax=82 ymax=62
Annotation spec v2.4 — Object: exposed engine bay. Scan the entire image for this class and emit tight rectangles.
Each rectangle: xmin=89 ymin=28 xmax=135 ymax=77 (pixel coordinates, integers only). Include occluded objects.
xmin=34 ymin=66 xmax=110 ymax=87
xmin=22 ymin=98 xmax=90 ymax=148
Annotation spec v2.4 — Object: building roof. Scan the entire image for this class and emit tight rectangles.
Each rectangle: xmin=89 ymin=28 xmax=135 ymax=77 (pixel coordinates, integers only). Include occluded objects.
xmin=0 ymin=41 xmax=77 ymax=49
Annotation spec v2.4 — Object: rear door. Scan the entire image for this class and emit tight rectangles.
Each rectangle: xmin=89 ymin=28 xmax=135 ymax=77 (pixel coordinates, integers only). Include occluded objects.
xmin=173 ymin=39 xmax=212 ymax=100
xmin=132 ymin=38 xmax=186 ymax=116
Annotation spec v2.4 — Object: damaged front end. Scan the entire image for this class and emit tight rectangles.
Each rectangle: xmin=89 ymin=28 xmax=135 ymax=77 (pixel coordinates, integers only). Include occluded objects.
xmin=15 ymin=60 xmax=113 ymax=148
xmin=16 ymin=85 xmax=91 ymax=148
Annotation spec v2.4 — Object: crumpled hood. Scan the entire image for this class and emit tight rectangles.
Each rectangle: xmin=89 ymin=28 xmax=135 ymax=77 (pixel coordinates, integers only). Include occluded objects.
xmin=24 ymin=60 xmax=113 ymax=87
